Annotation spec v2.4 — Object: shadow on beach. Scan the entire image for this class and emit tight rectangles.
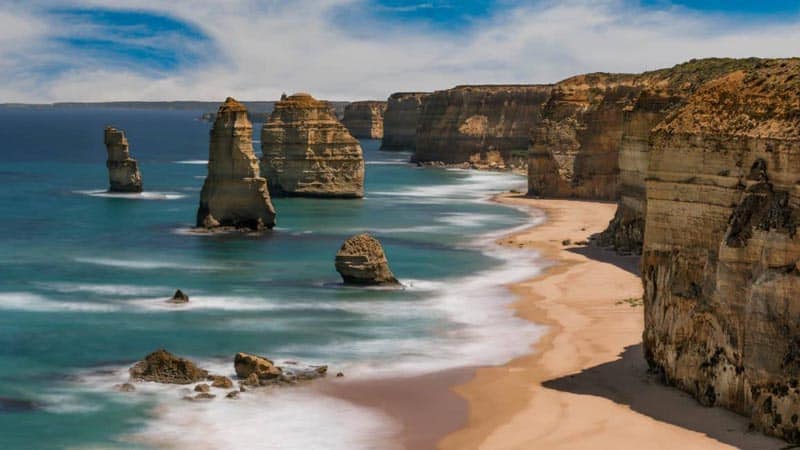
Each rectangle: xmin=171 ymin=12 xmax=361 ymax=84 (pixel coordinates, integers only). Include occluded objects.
xmin=542 ymin=344 xmax=786 ymax=450
xmin=566 ymin=244 xmax=640 ymax=277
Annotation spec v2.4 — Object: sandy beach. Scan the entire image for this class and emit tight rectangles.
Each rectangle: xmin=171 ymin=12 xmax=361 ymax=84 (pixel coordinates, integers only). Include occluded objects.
xmin=324 ymin=195 xmax=786 ymax=449
xmin=439 ymin=195 xmax=785 ymax=450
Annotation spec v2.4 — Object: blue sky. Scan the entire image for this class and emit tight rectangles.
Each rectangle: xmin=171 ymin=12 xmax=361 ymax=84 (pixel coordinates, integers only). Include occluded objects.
xmin=0 ymin=0 xmax=797 ymax=101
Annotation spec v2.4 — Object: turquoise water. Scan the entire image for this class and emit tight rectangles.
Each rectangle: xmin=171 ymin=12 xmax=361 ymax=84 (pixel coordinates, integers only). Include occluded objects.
xmin=0 ymin=107 xmax=542 ymax=449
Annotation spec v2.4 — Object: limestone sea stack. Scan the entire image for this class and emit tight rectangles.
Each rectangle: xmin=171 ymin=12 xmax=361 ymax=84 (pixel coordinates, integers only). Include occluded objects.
xmin=260 ymin=93 xmax=365 ymax=198
xmin=335 ymin=233 xmax=399 ymax=285
xmin=104 ymin=126 xmax=142 ymax=192
xmin=641 ymin=59 xmax=800 ymax=443
xmin=196 ymin=97 xmax=276 ymax=230
xmin=342 ymin=101 xmax=387 ymax=139
xmin=380 ymin=92 xmax=429 ymax=151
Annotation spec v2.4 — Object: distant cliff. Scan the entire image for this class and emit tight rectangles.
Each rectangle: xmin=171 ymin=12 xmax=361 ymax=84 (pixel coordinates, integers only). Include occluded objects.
xmin=414 ymin=85 xmax=552 ymax=169
xmin=261 ymin=93 xmax=364 ymax=198
xmin=381 ymin=92 xmax=428 ymax=151
xmin=641 ymin=59 xmax=800 ymax=443
xmin=342 ymin=101 xmax=387 ymax=139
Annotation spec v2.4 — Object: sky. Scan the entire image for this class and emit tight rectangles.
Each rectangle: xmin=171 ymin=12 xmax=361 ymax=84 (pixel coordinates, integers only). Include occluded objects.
xmin=1 ymin=0 xmax=798 ymax=102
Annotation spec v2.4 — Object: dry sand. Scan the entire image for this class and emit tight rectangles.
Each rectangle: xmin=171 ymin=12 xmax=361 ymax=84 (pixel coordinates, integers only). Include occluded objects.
xmin=439 ymin=195 xmax=784 ymax=450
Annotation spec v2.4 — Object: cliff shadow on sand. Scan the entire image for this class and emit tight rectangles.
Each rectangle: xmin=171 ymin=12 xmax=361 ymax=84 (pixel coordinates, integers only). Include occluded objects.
xmin=542 ymin=344 xmax=786 ymax=450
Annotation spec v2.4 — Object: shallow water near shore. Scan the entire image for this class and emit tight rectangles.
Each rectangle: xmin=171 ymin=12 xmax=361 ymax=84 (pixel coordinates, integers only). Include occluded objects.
xmin=0 ymin=106 xmax=544 ymax=449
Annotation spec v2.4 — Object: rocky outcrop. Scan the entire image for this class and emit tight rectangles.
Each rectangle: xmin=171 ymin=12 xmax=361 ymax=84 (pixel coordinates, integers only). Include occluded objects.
xmin=414 ymin=85 xmax=552 ymax=170
xmin=260 ymin=93 xmax=365 ymax=198
xmin=234 ymin=352 xmax=282 ymax=380
xmin=129 ymin=349 xmax=208 ymax=384
xmin=381 ymin=92 xmax=429 ymax=150
xmin=196 ymin=97 xmax=276 ymax=231
xmin=167 ymin=289 xmax=189 ymax=303
xmin=342 ymin=101 xmax=387 ymax=139
xmin=104 ymin=126 xmax=142 ymax=192
xmin=335 ymin=233 xmax=399 ymax=285
xmin=641 ymin=59 xmax=800 ymax=443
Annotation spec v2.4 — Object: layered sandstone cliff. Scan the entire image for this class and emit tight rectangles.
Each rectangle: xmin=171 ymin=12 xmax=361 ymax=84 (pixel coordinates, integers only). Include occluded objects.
xmin=528 ymin=74 xmax=641 ymax=199
xmin=104 ymin=126 xmax=142 ymax=192
xmin=196 ymin=97 xmax=276 ymax=230
xmin=260 ymin=93 xmax=364 ymax=198
xmin=596 ymin=58 xmax=765 ymax=252
xmin=381 ymin=92 xmax=428 ymax=151
xmin=342 ymin=101 xmax=387 ymax=139
xmin=414 ymin=85 xmax=552 ymax=169
xmin=641 ymin=59 xmax=800 ymax=442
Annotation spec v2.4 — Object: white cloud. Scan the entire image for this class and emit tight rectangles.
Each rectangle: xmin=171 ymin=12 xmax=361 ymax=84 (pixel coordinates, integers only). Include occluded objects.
xmin=0 ymin=0 xmax=797 ymax=102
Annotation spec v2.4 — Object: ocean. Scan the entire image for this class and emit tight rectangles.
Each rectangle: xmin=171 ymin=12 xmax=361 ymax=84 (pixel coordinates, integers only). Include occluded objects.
xmin=0 ymin=106 xmax=545 ymax=449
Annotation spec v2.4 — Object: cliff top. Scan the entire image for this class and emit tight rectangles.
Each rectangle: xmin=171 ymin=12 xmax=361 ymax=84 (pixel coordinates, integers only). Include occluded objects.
xmin=448 ymin=84 xmax=553 ymax=92
xmin=218 ymin=97 xmax=247 ymax=113
xmin=656 ymin=59 xmax=800 ymax=139
xmin=278 ymin=93 xmax=328 ymax=109
xmin=346 ymin=100 xmax=387 ymax=107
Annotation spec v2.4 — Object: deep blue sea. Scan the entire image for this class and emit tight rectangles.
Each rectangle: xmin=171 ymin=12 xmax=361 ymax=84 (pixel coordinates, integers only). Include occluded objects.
xmin=0 ymin=106 xmax=543 ymax=449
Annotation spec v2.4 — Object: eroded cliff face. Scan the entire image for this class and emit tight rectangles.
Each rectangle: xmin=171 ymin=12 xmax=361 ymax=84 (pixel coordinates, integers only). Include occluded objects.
xmin=528 ymin=74 xmax=641 ymax=199
xmin=104 ymin=126 xmax=142 ymax=193
xmin=381 ymin=92 xmax=428 ymax=151
xmin=342 ymin=101 xmax=387 ymax=139
xmin=196 ymin=97 xmax=276 ymax=230
xmin=641 ymin=60 xmax=800 ymax=442
xmin=261 ymin=93 xmax=365 ymax=198
xmin=414 ymin=85 xmax=552 ymax=169
xmin=597 ymin=59 xmax=766 ymax=252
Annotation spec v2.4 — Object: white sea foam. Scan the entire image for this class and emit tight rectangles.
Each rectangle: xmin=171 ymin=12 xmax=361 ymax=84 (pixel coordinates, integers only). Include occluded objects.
xmin=74 ymin=257 xmax=225 ymax=271
xmin=365 ymin=160 xmax=409 ymax=165
xmin=173 ymin=160 xmax=208 ymax=165
xmin=37 ymin=282 xmax=168 ymax=297
xmin=133 ymin=387 xmax=401 ymax=450
xmin=371 ymin=169 xmax=526 ymax=205
xmin=74 ymin=189 xmax=186 ymax=200
xmin=0 ymin=292 xmax=118 ymax=313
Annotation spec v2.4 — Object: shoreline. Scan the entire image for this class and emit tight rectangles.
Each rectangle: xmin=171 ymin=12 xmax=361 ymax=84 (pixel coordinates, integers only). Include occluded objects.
xmin=440 ymin=194 xmax=785 ymax=450
xmin=321 ymin=193 xmax=786 ymax=449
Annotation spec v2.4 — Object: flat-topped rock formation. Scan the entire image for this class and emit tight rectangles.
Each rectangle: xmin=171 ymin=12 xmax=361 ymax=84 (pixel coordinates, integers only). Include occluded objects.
xmin=104 ymin=126 xmax=142 ymax=192
xmin=381 ymin=92 xmax=429 ymax=151
xmin=196 ymin=97 xmax=276 ymax=231
xmin=641 ymin=59 xmax=800 ymax=443
xmin=335 ymin=233 xmax=399 ymax=285
xmin=414 ymin=85 xmax=552 ymax=170
xmin=342 ymin=101 xmax=387 ymax=139
xmin=260 ymin=93 xmax=365 ymax=198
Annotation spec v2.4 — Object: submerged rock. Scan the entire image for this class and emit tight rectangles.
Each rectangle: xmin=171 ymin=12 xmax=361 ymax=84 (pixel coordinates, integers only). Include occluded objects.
xmin=104 ymin=126 xmax=142 ymax=193
xmin=196 ymin=97 xmax=276 ymax=231
xmin=208 ymin=375 xmax=233 ymax=389
xmin=129 ymin=349 xmax=208 ymax=384
xmin=335 ymin=233 xmax=399 ymax=285
xmin=234 ymin=352 xmax=282 ymax=380
xmin=113 ymin=383 xmax=136 ymax=393
xmin=261 ymin=93 xmax=365 ymax=198
xmin=167 ymin=289 xmax=189 ymax=304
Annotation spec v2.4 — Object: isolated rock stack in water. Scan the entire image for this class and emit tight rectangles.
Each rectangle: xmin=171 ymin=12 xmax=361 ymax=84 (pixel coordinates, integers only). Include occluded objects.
xmin=342 ymin=101 xmax=387 ymax=139
xmin=380 ymin=92 xmax=429 ymax=151
xmin=335 ymin=233 xmax=399 ymax=285
xmin=196 ymin=97 xmax=276 ymax=230
xmin=260 ymin=93 xmax=365 ymax=198
xmin=104 ymin=126 xmax=143 ymax=192
xmin=640 ymin=59 xmax=800 ymax=443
